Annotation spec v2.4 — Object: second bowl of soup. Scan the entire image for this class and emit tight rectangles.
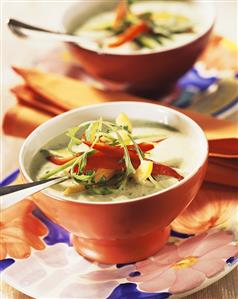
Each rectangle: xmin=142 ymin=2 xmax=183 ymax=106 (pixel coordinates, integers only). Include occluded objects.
xmin=20 ymin=102 xmax=208 ymax=263
xmin=63 ymin=0 xmax=215 ymax=93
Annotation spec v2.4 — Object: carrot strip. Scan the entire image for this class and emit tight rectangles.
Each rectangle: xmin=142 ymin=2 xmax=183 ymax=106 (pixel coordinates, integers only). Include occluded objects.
xmin=108 ymin=21 xmax=150 ymax=48
xmin=114 ymin=0 xmax=128 ymax=29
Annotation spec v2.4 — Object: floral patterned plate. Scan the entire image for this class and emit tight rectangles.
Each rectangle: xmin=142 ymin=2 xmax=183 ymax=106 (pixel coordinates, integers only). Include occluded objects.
xmin=0 ymin=171 xmax=238 ymax=299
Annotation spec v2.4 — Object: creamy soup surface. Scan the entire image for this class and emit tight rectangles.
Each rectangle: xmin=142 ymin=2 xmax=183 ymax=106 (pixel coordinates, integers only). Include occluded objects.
xmin=73 ymin=1 xmax=209 ymax=54
xmin=31 ymin=119 xmax=199 ymax=203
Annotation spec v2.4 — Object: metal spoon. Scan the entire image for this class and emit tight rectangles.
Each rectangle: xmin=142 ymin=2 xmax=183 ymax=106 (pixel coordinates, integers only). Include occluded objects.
xmin=7 ymin=18 xmax=100 ymax=48
xmin=0 ymin=176 xmax=67 ymax=209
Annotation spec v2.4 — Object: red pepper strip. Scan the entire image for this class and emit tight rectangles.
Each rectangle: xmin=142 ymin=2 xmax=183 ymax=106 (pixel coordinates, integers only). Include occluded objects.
xmin=86 ymin=152 xmax=124 ymax=171
xmin=129 ymin=156 xmax=183 ymax=180
xmin=151 ymin=162 xmax=184 ymax=181
xmin=49 ymin=150 xmax=183 ymax=181
xmin=72 ymin=152 xmax=124 ymax=173
xmin=108 ymin=21 xmax=150 ymax=48
xmin=48 ymin=151 xmax=123 ymax=170
xmin=83 ymin=141 xmax=154 ymax=160
xmin=127 ymin=142 xmax=155 ymax=152
xmin=114 ymin=0 xmax=128 ymax=29
xmin=85 ymin=151 xmax=183 ymax=181
xmin=48 ymin=152 xmax=83 ymax=165
xmin=48 ymin=155 xmax=74 ymax=165
xmin=83 ymin=141 xmax=125 ymax=159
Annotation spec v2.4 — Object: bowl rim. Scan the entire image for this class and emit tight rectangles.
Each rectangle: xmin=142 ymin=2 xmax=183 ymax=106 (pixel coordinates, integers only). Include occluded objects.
xmin=19 ymin=101 xmax=208 ymax=206
xmin=62 ymin=0 xmax=216 ymax=57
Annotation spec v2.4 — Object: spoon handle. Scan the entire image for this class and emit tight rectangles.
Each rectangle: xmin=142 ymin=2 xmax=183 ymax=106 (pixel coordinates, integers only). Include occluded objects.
xmin=0 ymin=177 xmax=67 ymax=209
xmin=7 ymin=18 xmax=90 ymax=44
xmin=7 ymin=18 xmax=56 ymax=37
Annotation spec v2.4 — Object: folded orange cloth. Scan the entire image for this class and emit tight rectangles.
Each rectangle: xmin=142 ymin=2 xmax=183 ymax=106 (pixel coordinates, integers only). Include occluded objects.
xmin=206 ymin=156 xmax=238 ymax=187
xmin=12 ymin=67 xmax=140 ymax=110
xmin=209 ymin=157 xmax=238 ymax=170
xmin=3 ymin=67 xmax=238 ymax=188
xmin=206 ymin=158 xmax=238 ymax=187
xmin=11 ymin=85 xmax=66 ymax=115
xmin=208 ymin=138 xmax=238 ymax=158
xmin=3 ymin=104 xmax=50 ymax=137
xmin=5 ymin=68 xmax=238 ymax=139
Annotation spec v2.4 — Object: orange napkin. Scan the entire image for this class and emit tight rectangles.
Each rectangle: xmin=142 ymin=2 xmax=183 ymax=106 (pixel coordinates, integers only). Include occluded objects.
xmin=208 ymin=138 xmax=238 ymax=158
xmin=12 ymin=67 xmax=141 ymax=109
xmin=11 ymin=85 xmax=66 ymax=115
xmin=3 ymin=67 xmax=238 ymax=188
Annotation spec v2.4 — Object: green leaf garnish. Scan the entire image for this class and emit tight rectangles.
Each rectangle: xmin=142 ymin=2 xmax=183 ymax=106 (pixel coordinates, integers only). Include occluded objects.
xmin=40 ymin=113 xmax=180 ymax=197
xmin=40 ymin=158 xmax=77 ymax=180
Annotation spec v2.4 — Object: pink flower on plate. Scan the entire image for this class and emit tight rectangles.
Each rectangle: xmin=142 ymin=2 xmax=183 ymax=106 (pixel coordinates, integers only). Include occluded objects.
xmin=129 ymin=230 xmax=238 ymax=294
xmin=0 ymin=199 xmax=48 ymax=259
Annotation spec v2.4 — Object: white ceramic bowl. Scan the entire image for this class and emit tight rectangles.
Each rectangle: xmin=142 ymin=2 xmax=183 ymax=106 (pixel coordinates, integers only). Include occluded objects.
xmin=19 ymin=102 xmax=208 ymax=263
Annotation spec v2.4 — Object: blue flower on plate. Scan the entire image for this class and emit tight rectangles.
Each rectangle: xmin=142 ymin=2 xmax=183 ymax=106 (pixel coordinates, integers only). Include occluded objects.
xmin=107 ymin=283 xmax=171 ymax=299
xmin=172 ymin=68 xmax=218 ymax=108
xmin=170 ymin=230 xmax=193 ymax=239
xmin=0 ymin=259 xmax=15 ymax=272
xmin=0 ymin=169 xmax=20 ymax=187
xmin=32 ymin=208 xmax=71 ymax=246
xmin=178 ymin=68 xmax=217 ymax=91
xmin=226 ymin=256 xmax=238 ymax=266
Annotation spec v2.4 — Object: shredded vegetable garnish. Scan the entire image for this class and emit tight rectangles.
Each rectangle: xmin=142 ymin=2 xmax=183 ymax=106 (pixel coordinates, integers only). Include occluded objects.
xmin=89 ymin=0 xmax=195 ymax=49
xmin=40 ymin=113 xmax=183 ymax=196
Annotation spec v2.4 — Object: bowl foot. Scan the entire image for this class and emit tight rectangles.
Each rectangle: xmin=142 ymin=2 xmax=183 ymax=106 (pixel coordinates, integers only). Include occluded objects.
xmin=72 ymin=226 xmax=170 ymax=264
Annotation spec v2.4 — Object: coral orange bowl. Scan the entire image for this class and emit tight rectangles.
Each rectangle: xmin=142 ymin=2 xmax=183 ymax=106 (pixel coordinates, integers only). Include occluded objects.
xmin=19 ymin=102 xmax=208 ymax=263
xmin=62 ymin=1 xmax=215 ymax=93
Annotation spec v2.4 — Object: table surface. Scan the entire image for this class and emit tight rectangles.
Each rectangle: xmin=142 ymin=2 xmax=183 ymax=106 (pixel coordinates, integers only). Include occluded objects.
xmin=1 ymin=1 xmax=237 ymax=299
